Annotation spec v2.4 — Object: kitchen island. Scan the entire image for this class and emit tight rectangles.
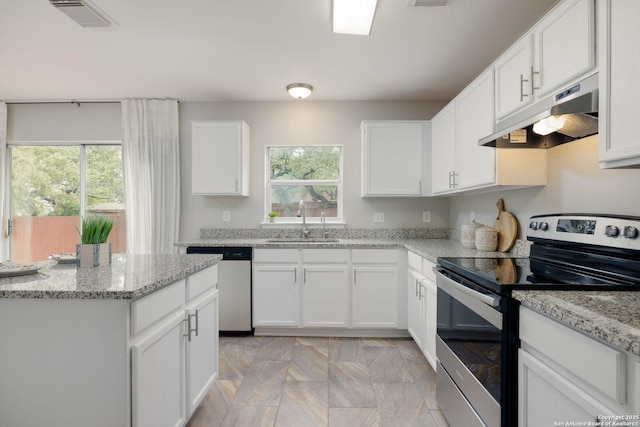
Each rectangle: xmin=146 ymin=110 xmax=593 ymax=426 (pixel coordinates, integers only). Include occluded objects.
xmin=0 ymin=253 xmax=221 ymax=427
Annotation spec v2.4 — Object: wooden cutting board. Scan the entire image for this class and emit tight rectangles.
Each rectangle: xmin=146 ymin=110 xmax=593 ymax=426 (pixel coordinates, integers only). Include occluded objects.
xmin=494 ymin=198 xmax=518 ymax=252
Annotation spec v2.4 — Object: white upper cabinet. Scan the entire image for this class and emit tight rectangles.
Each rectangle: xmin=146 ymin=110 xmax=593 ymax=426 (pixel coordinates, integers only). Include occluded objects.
xmin=191 ymin=120 xmax=250 ymax=196
xmin=456 ymin=69 xmax=497 ymax=190
xmin=431 ymin=69 xmax=546 ymax=195
xmin=431 ymin=103 xmax=457 ymax=194
xmin=361 ymin=121 xmax=431 ymax=197
xmin=534 ymin=0 xmax=596 ymax=97
xmin=495 ymin=34 xmax=535 ymax=120
xmin=495 ymin=0 xmax=596 ymax=120
xmin=598 ymin=0 xmax=640 ymax=168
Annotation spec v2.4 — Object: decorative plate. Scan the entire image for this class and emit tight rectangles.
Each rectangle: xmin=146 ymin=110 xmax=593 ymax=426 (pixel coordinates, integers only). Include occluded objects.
xmin=0 ymin=260 xmax=58 ymax=277
xmin=49 ymin=253 xmax=77 ymax=264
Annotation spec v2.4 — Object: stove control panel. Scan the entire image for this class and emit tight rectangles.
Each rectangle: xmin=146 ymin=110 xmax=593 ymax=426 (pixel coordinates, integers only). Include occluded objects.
xmin=527 ymin=214 xmax=640 ymax=250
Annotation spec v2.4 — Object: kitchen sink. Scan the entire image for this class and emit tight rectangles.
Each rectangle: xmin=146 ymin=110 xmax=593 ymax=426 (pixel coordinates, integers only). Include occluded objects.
xmin=265 ymin=238 xmax=341 ymax=243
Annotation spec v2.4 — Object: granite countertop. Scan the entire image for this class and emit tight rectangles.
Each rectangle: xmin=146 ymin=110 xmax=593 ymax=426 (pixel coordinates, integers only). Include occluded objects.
xmin=513 ymin=290 xmax=640 ymax=357
xmin=0 ymin=253 xmax=221 ymax=300
xmin=178 ymin=237 xmax=525 ymax=263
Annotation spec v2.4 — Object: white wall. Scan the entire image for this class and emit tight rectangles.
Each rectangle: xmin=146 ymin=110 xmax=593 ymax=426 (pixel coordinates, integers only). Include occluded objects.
xmin=179 ymin=100 xmax=449 ymax=240
xmin=448 ymin=135 xmax=640 ymax=238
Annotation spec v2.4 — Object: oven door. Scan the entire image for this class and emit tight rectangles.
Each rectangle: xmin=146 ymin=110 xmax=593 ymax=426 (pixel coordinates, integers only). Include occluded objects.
xmin=435 ymin=268 xmax=503 ymax=427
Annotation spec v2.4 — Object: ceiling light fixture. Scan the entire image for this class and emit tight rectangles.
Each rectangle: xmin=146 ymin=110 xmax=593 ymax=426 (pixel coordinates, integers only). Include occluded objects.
xmin=287 ymin=83 xmax=313 ymax=99
xmin=332 ymin=0 xmax=378 ymax=36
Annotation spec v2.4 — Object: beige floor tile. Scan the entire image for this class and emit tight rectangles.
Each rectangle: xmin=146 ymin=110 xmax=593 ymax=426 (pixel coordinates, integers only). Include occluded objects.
xmin=219 ymin=405 xmax=278 ymax=427
xmin=275 ymin=381 xmax=328 ymax=427
xmin=328 ymin=362 xmax=377 ymax=408
xmin=328 ymin=408 xmax=383 ymax=427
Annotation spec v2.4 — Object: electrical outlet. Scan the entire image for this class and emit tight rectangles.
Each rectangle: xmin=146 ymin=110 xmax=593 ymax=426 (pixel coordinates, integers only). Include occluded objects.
xmin=373 ymin=212 xmax=385 ymax=223
xmin=422 ymin=211 xmax=431 ymax=223
xmin=223 ymin=210 xmax=231 ymax=222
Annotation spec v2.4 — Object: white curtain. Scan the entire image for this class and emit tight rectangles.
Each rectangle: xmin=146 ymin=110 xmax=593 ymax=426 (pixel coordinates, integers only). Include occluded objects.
xmin=121 ymin=99 xmax=180 ymax=254
xmin=0 ymin=102 xmax=6 ymax=261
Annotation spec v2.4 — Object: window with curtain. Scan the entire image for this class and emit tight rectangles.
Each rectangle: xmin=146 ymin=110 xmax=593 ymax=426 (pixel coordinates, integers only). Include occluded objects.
xmin=266 ymin=146 xmax=343 ymax=221
xmin=9 ymin=143 xmax=125 ymax=262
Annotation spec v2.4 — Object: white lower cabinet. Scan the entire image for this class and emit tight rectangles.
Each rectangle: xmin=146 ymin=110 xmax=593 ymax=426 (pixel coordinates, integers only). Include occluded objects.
xmin=132 ymin=266 xmax=219 ymax=427
xmin=407 ymin=251 xmax=437 ymax=370
xmin=185 ymin=289 xmax=219 ymax=417
xmin=302 ymin=265 xmax=349 ymax=327
xmin=253 ymin=248 xmax=402 ymax=333
xmin=519 ymin=306 xmax=638 ymax=427
xmin=253 ymin=265 xmax=299 ymax=326
xmin=132 ymin=310 xmax=187 ymax=427
xmin=352 ymin=266 xmax=398 ymax=328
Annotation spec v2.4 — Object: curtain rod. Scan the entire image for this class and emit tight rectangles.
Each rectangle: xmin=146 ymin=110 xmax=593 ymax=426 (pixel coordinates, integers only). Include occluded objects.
xmin=5 ymin=99 xmax=180 ymax=106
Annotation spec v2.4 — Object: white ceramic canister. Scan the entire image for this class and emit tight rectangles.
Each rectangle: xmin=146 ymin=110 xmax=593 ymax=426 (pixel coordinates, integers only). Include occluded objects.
xmin=461 ymin=220 xmax=483 ymax=248
xmin=475 ymin=226 xmax=498 ymax=251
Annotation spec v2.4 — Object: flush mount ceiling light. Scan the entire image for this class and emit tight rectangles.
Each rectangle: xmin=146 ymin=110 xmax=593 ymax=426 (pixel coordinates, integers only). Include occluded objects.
xmin=287 ymin=83 xmax=313 ymax=99
xmin=332 ymin=0 xmax=378 ymax=36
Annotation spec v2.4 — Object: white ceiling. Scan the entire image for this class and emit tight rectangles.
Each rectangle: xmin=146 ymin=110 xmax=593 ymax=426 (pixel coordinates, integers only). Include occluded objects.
xmin=0 ymin=0 xmax=559 ymax=102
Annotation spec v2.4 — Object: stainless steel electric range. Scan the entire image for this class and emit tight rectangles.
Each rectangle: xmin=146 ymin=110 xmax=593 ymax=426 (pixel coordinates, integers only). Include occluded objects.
xmin=434 ymin=214 xmax=640 ymax=427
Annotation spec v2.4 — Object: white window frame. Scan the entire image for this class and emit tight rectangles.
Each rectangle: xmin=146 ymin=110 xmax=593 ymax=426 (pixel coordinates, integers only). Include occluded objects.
xmin=264 ymin=145 xmax=344 ymax=224
xmin=5 ymin=140 xmax=123 ymax=259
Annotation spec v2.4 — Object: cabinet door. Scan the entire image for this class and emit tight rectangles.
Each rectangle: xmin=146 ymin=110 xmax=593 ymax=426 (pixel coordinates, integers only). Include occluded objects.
xmin=599 ymin=0 xmax=640 ymax=168
xmin=252 ymin=265 xmax=299 ymax=326
xmin=185 ymin=289 xmax=219 ymax=417
xmin=352 ymin=266 xmax=398 ymax=328
xmin=191 ymin=121 xmax=250 ymax=196
xmin=494 ymin=34 xmax=534 ymax=119
xmin=131 ymin=311 xmax=186 ymax=427
xmin=431 ymin=103 xmax=457 ymax=194
xmin=302 ymin=266 xmax=349 ymax=327
xmin=421 ymin=278 xmax=437 ymax=371
xmin=457 ymin=69 xmax=496 ymax=190
xmin=518 ymin=349 xmax=614 ymax=427
xmin=535 ymin=0 xmax=596 ymax=97
xmin=361 ymin=121 xmax=425 ymax=196
xmin=407 ymin=269 xmax=424 ymax=348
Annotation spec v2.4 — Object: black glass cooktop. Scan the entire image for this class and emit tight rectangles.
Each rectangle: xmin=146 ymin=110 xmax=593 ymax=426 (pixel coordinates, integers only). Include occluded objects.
xmin=437 ymin=256 xmax=639 ymax=296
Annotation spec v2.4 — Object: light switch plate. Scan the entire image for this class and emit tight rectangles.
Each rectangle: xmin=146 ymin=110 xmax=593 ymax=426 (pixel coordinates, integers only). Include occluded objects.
xmin=423 ymin=211 xmax=431 ymax=223
xmin=373 ymin=212 xmax=385 ymax=223
xmin=223 ymin=211 xmax=231 ymax=222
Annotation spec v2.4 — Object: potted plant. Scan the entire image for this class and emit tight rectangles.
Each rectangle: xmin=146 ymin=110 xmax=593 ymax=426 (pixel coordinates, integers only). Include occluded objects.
xmin=76 ymin=216 xmax=114 ymax=267
xmin=268 ymin=211 xmax=278 ymax=223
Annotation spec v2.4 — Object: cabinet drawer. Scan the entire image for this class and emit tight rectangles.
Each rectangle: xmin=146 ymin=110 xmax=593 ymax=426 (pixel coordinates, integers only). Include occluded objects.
xmin=302 ymin=249 xmax=348 ymax=263
xmin=352 ymin=249 xmax=398 ymax=264
xmin=253 ymin=249 xmax=299 ymax=263
xmin=408 ymin=251 xmax=422 ymax=271
xmin=131 ymin=280 xmax=186 ymax=336
xmin=421 ymin=258 xmax=436 ymax=282
xmin=187 ymin=265 xmax=218 ymax=301
xmin=520 ymin=307 xmax=626 ymax=404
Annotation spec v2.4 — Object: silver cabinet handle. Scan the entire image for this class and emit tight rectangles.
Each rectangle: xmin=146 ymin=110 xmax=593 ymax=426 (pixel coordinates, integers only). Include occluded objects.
xmin=415 ymin=279 xmax=419 ymax=297
xmin=530 ymin=66 xmax=540 ymax=94
xmin=193 ymin=309 xmax=199 ymax=337
xmin=303 ymin=268 xmax=307 ymax=284
xmin=354 ymin=269 xmax=357 ymax=284
xmin=418 ymin=284 xmax=425 ymax=300
xmin=294 ymin=268 xmax=297 ymax=283
xmin=520 ymin=74 xmax=529 ymax=101
xmin=183 ymin=310 xmax=198 ymax=342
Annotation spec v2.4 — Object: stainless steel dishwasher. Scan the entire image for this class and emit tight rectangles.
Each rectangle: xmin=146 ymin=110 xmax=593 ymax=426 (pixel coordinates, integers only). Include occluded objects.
xmin=186 ymin=246 xmax=252 ymax=334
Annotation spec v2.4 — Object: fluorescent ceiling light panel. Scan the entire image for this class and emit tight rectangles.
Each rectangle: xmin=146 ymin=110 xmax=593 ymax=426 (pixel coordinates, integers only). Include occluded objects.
xmin=332 ymin=0 xmax=378 ymax=36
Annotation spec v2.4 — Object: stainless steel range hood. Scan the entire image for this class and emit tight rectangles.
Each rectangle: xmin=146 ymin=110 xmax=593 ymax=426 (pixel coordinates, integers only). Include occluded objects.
xmin=479 ymin=73 xmax=598 ymax=148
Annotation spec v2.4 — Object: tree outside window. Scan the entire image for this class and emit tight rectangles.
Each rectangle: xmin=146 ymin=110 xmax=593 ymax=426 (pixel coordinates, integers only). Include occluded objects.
xmin=266 ymin=146 xmax=342 ymax=221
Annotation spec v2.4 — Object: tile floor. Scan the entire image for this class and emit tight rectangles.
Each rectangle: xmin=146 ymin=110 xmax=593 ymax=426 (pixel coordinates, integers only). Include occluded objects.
xmin=187 ymin=336 xmax=450 ymax=427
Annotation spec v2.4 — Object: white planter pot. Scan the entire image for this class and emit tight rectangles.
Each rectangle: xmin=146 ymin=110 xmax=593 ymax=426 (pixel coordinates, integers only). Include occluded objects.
xmin=76 ymin=243 xmax=112 ymax=268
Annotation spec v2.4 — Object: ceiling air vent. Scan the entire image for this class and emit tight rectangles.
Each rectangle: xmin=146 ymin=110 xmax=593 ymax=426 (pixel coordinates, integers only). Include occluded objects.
xmin=50 ymin=0 xmax=112 ymax=28
xmin=407 ymin=0 xmax=449 ymax=6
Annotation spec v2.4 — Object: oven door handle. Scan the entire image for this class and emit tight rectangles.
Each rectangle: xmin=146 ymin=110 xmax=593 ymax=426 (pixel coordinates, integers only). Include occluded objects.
xmin=434 ymin=268 xmax=500 ymax=307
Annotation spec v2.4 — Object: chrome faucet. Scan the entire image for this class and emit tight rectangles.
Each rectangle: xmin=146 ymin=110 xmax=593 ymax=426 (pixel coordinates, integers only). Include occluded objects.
xmin=297 ymin=200 xmax=309 ymax=238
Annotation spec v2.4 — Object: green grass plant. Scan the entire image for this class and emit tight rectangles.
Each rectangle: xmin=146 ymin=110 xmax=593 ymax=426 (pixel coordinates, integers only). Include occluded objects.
xmin=79 ymin=216 xmax=114 ymax=244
